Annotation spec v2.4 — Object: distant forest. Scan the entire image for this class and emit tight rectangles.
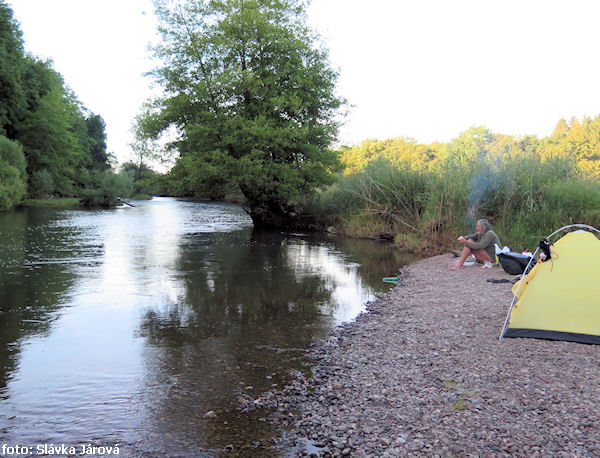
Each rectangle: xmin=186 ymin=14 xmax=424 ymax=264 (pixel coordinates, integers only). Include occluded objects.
xmin=339 ymin=118 xmax=600 ymax=179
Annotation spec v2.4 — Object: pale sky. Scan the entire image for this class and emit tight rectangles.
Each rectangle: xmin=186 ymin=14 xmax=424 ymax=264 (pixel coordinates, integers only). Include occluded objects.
xmin=9 ymin=0 xmax=600 ymax=166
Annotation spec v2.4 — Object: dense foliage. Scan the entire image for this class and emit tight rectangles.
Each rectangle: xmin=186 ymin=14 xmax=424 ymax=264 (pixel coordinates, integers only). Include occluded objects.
xmin=310 ymin=123 xmax=600 ymax=251
xmin=0 ymin=1 xmax=128 ymax=209
xmin=119 ymin=161 xmax=164 ymax=198
xmin=139 ymin=0 xmax=343 ymax=228
xmin=79 ymin=170 xmax=134 ymax=207
xmin=340 ymin=118 xmax=600 ymax=181
xmin=0 ymin=136 xmax=27 ymax=210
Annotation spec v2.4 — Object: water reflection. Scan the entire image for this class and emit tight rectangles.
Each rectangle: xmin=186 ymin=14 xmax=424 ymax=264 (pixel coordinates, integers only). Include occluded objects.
xmin=0 ymin=198 xmax=416 ymax=454
xmin=0 ymin=208 xmax=90 ymax=390
xmin=135 ymin=228 xmax=379 ymax=450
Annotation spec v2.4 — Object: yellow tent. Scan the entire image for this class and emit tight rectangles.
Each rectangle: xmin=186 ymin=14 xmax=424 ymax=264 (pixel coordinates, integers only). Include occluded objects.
xmin=500 ymin=226 xmax=600 ymax=344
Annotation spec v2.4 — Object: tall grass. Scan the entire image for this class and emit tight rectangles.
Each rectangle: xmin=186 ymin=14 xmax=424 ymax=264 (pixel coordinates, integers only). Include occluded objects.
xmin=305 ymin=159 xmax=432 ymax=237
xmin=306 ymin=153 xmax=600 ymax=253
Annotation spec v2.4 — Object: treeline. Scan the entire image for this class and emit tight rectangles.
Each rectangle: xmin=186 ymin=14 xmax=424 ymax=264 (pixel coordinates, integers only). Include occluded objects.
xmin=0 ymin=2 xmax=135 ymax=210
xmin=306 ymin=123 xmax=600 ymax=252
xmin=340 ymin=117 xmax=600 ymax=179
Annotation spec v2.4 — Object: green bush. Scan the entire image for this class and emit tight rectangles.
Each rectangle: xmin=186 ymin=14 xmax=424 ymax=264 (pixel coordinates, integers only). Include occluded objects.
xmin=80 ymin=170 xmax=133 ymax=207
xmin=119 ymin=161 xmax=163 ymax=197
xmin=29 ymin=169 xmax=55 ymax=198
xmin=0 ymin=136 xmax=27 ymax=210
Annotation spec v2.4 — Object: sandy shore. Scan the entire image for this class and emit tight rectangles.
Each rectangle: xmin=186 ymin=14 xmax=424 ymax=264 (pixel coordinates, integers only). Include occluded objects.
xmin=255 ymin=254 xmax=600 ymax=456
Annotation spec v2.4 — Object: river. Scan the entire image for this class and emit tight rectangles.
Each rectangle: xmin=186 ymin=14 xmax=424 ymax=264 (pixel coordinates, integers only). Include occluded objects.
xmin=0 ymin=197 xmax=416 ymax=456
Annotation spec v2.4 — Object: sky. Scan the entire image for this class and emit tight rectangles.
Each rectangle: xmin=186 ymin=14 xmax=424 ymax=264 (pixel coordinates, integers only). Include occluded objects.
xmin=9 ymin=0 xmax=600 ymax=166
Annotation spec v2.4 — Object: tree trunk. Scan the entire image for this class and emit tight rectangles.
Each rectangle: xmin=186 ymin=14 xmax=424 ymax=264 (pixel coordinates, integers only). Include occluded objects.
xmin=248 ymin=204 xmax=322 ymax=232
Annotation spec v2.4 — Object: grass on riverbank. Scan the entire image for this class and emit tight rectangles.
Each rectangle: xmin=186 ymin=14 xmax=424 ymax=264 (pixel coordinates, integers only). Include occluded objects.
xmin=20 ymin=197 xmax=82 ymax=208
xmin=130 ymin=193 xmax=153 ymax=200
xmin=304 ymin=153 xmax=600 ymax=254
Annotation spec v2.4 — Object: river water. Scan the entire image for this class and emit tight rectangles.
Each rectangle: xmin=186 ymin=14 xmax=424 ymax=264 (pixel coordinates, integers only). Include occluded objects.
xmin=0 ymin=198 xmax=415 ymax=456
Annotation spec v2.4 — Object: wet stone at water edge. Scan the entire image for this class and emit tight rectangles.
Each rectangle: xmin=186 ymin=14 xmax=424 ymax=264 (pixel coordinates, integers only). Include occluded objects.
xmin=261 ymin=255 xmax=600 ymax=456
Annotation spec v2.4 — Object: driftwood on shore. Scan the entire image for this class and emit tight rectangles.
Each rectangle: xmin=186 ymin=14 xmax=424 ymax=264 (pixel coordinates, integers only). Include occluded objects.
xmin=255 ymin=254 xmax=600 ymax=456
xmin=118 ymin=198 xmax=136 ymax=207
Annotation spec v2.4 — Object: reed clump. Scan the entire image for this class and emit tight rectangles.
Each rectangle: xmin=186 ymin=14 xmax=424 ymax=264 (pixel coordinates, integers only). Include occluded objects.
xmin=306 ymin=127 xmax=600 ymax=253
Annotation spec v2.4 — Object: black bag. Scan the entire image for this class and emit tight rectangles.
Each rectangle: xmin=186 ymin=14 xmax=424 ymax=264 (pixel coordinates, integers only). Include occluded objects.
xmin=498 ymin=252 xmax=534 ymax=275
xmin=539 ymin=238 xmax=552 ymax=262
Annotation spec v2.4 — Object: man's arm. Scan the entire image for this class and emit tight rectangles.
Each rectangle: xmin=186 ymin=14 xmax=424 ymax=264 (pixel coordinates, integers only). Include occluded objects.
xmin=465 ymin=232 xmax=493 ymax=250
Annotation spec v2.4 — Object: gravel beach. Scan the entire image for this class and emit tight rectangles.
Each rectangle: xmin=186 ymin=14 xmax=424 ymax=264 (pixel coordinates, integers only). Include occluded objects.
xmin=255 ymin=254 xmax=600 ymax=457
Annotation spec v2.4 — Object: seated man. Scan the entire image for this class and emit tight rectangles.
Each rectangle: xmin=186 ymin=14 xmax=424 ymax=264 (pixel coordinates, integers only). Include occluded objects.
xmin=449 ymin=219 xmax=500 ymax=270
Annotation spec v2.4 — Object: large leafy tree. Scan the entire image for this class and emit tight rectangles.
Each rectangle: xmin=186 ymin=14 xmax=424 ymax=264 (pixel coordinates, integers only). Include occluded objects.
xmin=0 ymin=1 xmax=26 ymax=138
xmin=16 ymin=83 xmax=84 ymax=195
xmin=0 ymin=1 xmax=117 ymax=207
xmin=14 ymin=57 xmax=110 ymax=196
xmin=85 ymin=114 xmax=109 ymax=171
xmin=544 ymin=116 xmax=600 ymax=179
xmin=142 ymin=0 xmax=343 ymax=228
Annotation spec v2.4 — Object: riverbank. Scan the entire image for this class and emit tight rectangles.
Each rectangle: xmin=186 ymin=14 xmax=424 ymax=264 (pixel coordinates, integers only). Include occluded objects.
xmin=251 ymin=254 xmax=600 ymax=456
xmin=20 ymin=197 xmax=81 ymax=208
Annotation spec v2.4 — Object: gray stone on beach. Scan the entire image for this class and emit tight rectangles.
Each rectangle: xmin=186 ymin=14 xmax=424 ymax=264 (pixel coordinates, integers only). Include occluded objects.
xmin=265 ymin=254 xmax=600 ymax=456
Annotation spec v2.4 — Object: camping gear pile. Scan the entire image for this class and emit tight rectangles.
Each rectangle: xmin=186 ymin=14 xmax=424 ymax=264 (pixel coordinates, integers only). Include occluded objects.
xmin=497 ymin=251 xmax=533 ymax=275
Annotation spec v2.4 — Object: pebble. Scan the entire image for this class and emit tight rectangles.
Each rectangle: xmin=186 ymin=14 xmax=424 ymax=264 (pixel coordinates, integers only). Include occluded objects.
xmin=261 ymin=255 xmax=600 ymax=455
